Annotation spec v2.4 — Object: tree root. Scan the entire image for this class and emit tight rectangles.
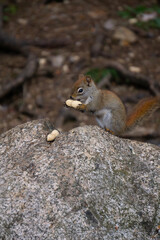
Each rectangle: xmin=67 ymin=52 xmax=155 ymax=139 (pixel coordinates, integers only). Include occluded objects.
xmin=0 ymin=53 xmax=38 ymax=99
xmin=0 ymin=3 xmax=71 ymax=100
xmin=94 ymin=59 xmax=159 ymax=96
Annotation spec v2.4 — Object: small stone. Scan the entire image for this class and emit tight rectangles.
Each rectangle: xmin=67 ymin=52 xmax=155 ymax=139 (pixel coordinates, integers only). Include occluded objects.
xmin=113 ymin=26 xmax=137 ymax=43
xmin=139 ymin=12 xmax=157 ymax=22
xmin=128 ymin=52 xmax=135 ymax=58
xmin=129 ymin=18 xmax=138 ymax=24
xmin=49 ymin=55 xmax=65 ymax=68
xmin=129 ymin=66 xmax=141 ymax=73
xmin=156 ymin=36 xmax=160 ymax=42
xmin=17 ymin=18 xmax=28 ymax=25
xmin=39 ymin=58 xmax=47 ymax=68
xmin=87 ymin=10 xmax=106 ymax=19
xmin=62 ymin=64 xmax=69 ymax=73
xmin=28 ymin=104 xmax=33 ymax=110
xmin=41 ymin=51 xmax=50 ymax=57
xmin=69 ymin=55 xmax=80 ymax=63
xmin=76 ymin=41 xmax=82 ymax=47
xmin=104 ymin=19 xmax=116 ymax=30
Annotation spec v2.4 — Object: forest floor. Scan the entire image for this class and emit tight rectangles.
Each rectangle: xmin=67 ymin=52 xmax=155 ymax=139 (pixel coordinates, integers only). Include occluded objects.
xmin=1 ymin=0 xmax=160 ymax=145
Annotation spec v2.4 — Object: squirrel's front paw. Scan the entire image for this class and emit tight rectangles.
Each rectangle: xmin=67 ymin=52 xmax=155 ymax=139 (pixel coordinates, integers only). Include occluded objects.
xmin=76 ymin=104 xmax=85 ymax=112
xmin=65 ymin=99 xmax=82 ymax=109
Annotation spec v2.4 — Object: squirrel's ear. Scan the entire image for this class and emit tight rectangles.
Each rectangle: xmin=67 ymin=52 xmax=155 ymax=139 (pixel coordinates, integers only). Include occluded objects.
xmin=85 ymin=75 xmax=92 ymax=86
xmin=79 ymin=74 xmax=84 ymax=79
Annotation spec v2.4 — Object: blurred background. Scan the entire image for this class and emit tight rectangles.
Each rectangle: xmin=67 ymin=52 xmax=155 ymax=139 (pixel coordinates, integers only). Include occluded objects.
xmin=0 ymin=0 xmax=160 ymax=144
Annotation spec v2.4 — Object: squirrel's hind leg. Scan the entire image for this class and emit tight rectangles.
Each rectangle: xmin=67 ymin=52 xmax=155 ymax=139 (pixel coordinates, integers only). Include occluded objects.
xmin=105 ymin=128 xmax=114 ymax=135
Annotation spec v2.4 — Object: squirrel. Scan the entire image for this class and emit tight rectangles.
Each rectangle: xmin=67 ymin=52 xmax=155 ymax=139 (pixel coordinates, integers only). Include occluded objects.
xmin=66 ymin=74 xmax=160 ymax=136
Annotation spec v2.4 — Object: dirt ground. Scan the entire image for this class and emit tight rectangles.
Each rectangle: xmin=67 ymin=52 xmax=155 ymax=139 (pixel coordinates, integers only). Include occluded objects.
xmin=0 ymin=0 xmax=160 ymax=145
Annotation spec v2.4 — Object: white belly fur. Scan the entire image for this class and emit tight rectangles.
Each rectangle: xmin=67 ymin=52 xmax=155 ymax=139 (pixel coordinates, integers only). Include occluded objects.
xmin=95 ymin=109 xmax=112 ymax=129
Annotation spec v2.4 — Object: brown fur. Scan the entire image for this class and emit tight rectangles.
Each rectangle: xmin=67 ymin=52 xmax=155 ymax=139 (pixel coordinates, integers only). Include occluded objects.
xmin=70 ymin=75 xmax=160 ymax=135
xmin=126 ymin=97 xmax=160 ymax=130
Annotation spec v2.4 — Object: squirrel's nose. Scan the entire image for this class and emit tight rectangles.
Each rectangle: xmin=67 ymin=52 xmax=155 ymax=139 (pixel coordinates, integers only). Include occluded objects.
xmin=70 ymin=96 xmax=74 ymax=99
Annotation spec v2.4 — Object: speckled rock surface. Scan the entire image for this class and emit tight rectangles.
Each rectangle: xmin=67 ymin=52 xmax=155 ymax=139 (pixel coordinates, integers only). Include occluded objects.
xmin=0 ymin=119 xmax=159 ymax=240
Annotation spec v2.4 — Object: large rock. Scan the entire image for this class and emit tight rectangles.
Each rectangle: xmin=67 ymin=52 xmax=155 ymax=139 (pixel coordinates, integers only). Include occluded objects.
xmin=0 ymin=119 xmax=159 ymax=240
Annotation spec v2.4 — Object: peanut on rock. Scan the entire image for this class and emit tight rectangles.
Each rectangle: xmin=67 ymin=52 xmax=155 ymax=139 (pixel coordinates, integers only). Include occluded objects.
xmin=47 ymin=129 xmax=59 ymax=142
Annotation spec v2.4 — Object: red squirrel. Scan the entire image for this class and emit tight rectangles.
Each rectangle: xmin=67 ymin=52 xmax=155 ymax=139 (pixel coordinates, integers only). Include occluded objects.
xmin=66 ymin=74 xmax=160 ymax=136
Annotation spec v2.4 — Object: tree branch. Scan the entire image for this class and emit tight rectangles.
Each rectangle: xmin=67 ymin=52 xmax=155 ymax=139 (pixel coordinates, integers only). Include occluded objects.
xmin=0 ymin=54 xmax=38 ymax=99
xmin=94 ymin=59 xmax=159 ymax=95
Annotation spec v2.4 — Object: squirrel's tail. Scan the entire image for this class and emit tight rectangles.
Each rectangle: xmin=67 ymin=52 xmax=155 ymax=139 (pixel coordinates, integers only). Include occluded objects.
xmin=126 ymin=96 xmax=160 ymax=131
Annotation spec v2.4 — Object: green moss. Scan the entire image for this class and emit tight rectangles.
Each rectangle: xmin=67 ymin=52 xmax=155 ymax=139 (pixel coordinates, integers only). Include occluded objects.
xmin=118 ymin=4 xmax=160 ymax=29
xmin=3 ymin=4 xmax=18 ymax=22
xmin=136 ymin=18 xmax=160 ymax=30
xmin=86 ymin=68 xmax=120 ymax=83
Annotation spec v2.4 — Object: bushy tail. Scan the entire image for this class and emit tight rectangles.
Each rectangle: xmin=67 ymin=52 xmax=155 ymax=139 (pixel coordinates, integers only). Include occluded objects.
xmin=126 ymin=97 xmax=160 ymax=131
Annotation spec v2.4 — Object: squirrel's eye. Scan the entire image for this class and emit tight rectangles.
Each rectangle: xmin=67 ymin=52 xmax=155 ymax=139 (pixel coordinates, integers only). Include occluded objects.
xmin=77 ymin=88 xmax=83 ymax=93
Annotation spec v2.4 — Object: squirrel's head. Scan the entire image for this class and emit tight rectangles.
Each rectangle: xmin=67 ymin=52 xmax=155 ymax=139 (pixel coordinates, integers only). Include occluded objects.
xmin=70 ymin=74 xmax=97 ymax=103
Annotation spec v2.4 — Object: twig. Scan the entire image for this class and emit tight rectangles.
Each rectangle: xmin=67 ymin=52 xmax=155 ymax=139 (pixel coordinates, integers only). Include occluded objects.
xmin=105 ymin=60 xmax=150 ymax=88
xmin=0 ymin=54 xmax=38 ymax=99
xmin=0 ymin=29 xmax=71 ymax=55
xmin=95 ymin=59 xmax=159 ymax=95
xmin=25 ymin=36 xmax=71 ymax=48
xmin=0 ymin=27 xmax=71 ymax=100
xmin=0 ymin=29 xmax=27 ymax=55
